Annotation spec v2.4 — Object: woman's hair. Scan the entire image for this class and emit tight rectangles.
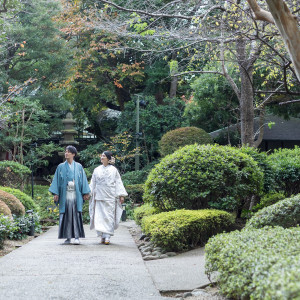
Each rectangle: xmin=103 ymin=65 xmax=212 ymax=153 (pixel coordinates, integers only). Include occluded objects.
xmin=66 ymin=145 xmax=78 ymax=156
xmin=103 ymin=151 xmax=115 ymax=164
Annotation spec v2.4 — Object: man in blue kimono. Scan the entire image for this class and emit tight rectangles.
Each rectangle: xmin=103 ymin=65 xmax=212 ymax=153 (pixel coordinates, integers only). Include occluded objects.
xmin=49 ymin=145 xmax=90 ymax=245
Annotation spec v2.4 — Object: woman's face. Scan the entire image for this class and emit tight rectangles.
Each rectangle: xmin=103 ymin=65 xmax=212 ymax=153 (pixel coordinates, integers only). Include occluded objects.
xmin=100 ymin=153 xmax=109 ymax=165
xmin=65 ymin=149 xmax=75 ymax=160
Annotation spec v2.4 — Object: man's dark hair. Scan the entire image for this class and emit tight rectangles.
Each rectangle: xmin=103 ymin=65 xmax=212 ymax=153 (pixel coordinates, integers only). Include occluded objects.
xmin=66 ymin=145 xmax=78 ymax=156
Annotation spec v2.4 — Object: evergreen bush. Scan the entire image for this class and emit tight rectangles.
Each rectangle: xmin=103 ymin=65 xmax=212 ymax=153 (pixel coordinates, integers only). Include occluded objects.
xmin=0 ymin=187 xmax=38 ymax=211
xmin=0 ymin=190 xmax=25 ymax=216
xmin=205 ymin=226 xmax=300 ymax=299
xmin=159 ymin=127 xmax=213 ymax=157
xmin=0 ymin=214 xmax=17 ymax=249
xmin=133 ymin=203 xmax=159 ymax=225
xmin=122 ymin=170 xmax=149 ymax=185
xmin=142 ymin=209 xmax=234 ymax=251
xmin=0 ymin=161 xmax=31 ymax=189
xmin=245 ymin=194 xmax=300 ymax=229
xmin=144 ymin=144 xmax=263 ymax=212
xmin=125 ymin=184 xmax=145 ymax=204
xmin=267 ymin=146 xmax=300 ymax=196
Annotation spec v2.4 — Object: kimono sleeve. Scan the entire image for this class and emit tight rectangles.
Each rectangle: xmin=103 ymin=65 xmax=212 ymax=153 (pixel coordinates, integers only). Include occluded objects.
xmin=115 ymin=170 xmax=128 ymax=198
xmin=80 ymin=166 xmax=91 ymax=195
xmin=49 ymin=166 xmax=60 ymax=195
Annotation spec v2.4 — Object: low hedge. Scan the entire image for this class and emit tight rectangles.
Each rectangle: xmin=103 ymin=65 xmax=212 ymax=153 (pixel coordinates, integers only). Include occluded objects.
xmin=252 ymin=191 xmax=286 ymax=213
xmin=0 ymin=190 xmax=25 ymax=216
xmin=142 ymin=209 xmax=234 ymax=252
xmin=245 ymin=194 xmax=300 ymax=229
xmin=133 ymin=203 xmax=159 ymax=225
xmin=0 ymin=214 xmax=17 ymax=249
xmin=205 ymin=226 xmax=300 ymax=299
xmin=0 ymin=187 xmax=38 ymax=211
xmin=125 ymin=184 xmax=145 ymax=204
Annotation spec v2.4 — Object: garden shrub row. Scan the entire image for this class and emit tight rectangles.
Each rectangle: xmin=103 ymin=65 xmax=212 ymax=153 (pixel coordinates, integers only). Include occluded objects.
xmin=205 ymin=226 xmax=300 ymax=300
xmin=0 ymin=190 xmax=25 ymax=216
xmin=0 ymin=187 xmax=38 ymax=211
xmin=142 ymin=209 xmax=235 ymax=252
xmin=245 ymin=194 xmax=300 ymax=229
xmin=144 ymin=144 xmax=263 ymax=213
xmin=133 ymin=203 xmax=159 ymax=225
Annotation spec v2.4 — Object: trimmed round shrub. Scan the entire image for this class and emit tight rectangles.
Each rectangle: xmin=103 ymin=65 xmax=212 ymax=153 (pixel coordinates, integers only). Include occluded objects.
xmin=267 ymin=146 xmax=300 ymax=196
xmin=159 ymin=127 xmax=213 ymax=157
xmin=0 ymin=200 xmax=12 ymax=216
xmin=144 ymin=144 xmax=263 ymax=212
xmin=133 ymin=203 xmax=159 ymax=225
xmin=126 ymin=184 xmax=144 ymax=204
xmin=205 ymin=226 xmax=300 ymax=300
xmin=0 ymin=161 xmax=31 ymax=189
xmin=142 ymin=209 xmax=235 ymax=252
xmin=245 ymin=194 xmax=300 ymax=229
xmin=0 ymin=187 xmax=38 ymax=211
xmin=0 ymin=190 xmax=25 ymax=216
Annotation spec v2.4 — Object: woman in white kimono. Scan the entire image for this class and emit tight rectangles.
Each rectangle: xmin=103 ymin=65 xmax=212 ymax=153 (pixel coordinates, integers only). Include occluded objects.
xmin=89 ymin=151 xmax=128 ymax=245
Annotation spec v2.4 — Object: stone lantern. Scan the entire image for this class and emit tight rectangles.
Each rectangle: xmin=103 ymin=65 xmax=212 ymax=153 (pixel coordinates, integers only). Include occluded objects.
xmin=58 ymin=112 xmax=78 ymax=159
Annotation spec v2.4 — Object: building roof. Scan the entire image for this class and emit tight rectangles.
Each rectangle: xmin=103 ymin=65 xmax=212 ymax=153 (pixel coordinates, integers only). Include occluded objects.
xmin=210 ymin=115 xmax=300 ymax=141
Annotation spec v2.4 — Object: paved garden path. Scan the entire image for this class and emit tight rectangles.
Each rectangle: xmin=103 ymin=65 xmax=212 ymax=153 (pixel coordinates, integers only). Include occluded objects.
xmin=0 ymin=223 xmax=168 ymax=300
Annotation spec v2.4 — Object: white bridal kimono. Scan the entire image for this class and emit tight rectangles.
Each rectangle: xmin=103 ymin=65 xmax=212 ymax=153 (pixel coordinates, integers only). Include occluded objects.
xmin=89 ymin=164 xmax=128 ymax=236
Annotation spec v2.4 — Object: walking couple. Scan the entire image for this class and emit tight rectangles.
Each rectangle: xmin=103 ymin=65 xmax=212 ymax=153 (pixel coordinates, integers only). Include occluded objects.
xmin=49 ymin=146 xmax=127 ymax=245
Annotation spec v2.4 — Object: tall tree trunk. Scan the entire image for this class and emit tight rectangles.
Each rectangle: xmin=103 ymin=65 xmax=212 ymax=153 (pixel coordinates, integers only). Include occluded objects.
xmin=237 ymin=39 xmax=255 ymax=146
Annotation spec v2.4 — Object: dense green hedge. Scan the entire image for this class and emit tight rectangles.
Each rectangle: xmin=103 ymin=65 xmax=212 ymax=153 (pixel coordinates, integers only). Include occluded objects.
xmin=122 ymin=170 xmax=149 ymax=186
xmin=142 ymin=209 xmax=235 ymax=251
xmin=267 ymin=146 xmax=300 ymax=196
xmin=0 ymin=187 xmax=38 ymax=211
xmin=144 ymin=144 xmax=263 ymax=212
xmin=0 ymin=190 xmax=25 ymax=216
xmin=245 ymin=194 xmax=300 ymax=229
xmin=159 ymin=127 xmax=213 ymax=157
xmin=239 ymin=146 xmax=274 ymax=193
xmin=133 ymin=203 xmax=159 ymax=225
xmin=125 ymin=184 xmax=144 ymax=204
xmin=252 ymin=191 xmax=286 ymax=213
xmin=205 ymin=227 xmax=300 ymax=299
xmin=0 ymin=161 xmax=31 ymax=189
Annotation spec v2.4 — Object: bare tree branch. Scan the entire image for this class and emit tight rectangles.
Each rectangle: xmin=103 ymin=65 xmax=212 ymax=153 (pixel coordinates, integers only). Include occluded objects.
xmin=246 ymin=0 xmax=274 ymax=23
xmin=0 ymin=0 xmax=8 ymax=13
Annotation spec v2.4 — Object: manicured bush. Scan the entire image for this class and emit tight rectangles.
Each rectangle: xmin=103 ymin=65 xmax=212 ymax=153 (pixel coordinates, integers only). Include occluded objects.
xmin=0 ymin=187 xmax=38 ymax=211
xmin=133 ymin=203 xmax=159 ymax=225
xmin=239 ymin=146 xmax=275 ymax=193
xmin=0 ymin=200 xmax=12 ymax=216
xmin=0 ymin=161 xmax=31 ymax=189
xmin=125 ymin=184 xmax=144 ymax=204
xmin=142 ymin=209 xmax=235 ymax=252
xmin=144 ymin=144 xmax=263 ymax=212
xmin=245 ymin=194 xmax=300 ymax=229
xmin=159 ymin=127 xmax=213 ymax=157
xmin=0 ymin=190 xmax=25 ymax=216
xmin=205 ymin=226 xmax=300 ymax=299
xmin=267 ymin=146 xmax=300 ymax=196
xmin=252 ymin=191 xmax=286 ymax=212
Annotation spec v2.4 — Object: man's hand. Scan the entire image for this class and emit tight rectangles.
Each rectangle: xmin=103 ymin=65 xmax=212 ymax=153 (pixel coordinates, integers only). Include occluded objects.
xmin=53 ymin=195 xmax=59 ymax=203
xmin=83 ymin=194 xmax=90 ymax=201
